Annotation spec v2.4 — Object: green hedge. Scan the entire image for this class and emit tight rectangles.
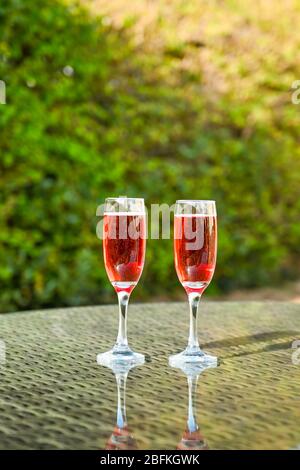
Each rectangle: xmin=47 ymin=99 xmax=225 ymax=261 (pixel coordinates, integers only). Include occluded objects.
xmin=0 ymin=0 xmax=300 ymax=312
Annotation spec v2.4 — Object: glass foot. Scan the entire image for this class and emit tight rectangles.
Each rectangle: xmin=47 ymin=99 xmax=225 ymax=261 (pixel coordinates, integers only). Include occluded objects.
xmin=169 ymin=348 xmax=218 ymax=370
xmin=97 ymin=346 xmax=144 ymax=368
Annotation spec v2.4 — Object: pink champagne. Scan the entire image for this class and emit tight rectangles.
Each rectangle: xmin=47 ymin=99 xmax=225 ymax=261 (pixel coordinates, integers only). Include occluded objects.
xmin=103 ymin=213 xmax=146 ymax=294
xmin=174 ymin=214 xmax=217 ymax=294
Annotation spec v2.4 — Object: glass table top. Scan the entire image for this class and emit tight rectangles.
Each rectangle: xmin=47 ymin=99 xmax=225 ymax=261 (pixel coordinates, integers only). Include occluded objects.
xmin=0 ymin=302 xmax=299 ymax=450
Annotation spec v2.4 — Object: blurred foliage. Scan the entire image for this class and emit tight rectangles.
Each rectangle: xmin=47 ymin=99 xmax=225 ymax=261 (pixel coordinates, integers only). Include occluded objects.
xmin=0 ymin=0 xmax=300 ymax=312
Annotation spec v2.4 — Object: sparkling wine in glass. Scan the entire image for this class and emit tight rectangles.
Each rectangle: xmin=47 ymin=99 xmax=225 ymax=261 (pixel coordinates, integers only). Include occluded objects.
xmin=170 ymin=200 xmax=218 ymax=368
xmin=97 ymin=197 xmax=146 ymax=366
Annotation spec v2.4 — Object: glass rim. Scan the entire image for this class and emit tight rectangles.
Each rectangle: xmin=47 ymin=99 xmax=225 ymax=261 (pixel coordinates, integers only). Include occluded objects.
xmin=176 ymin=199 xmax=216 ymax=204
xmin=105 ymin=197 xmax=145 ymax=202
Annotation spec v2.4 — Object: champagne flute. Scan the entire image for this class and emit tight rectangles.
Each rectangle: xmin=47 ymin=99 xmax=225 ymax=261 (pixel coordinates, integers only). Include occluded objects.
xmin=97 ymin=197 xmax=146 ymax=366
xmin=170 ymin=200 xmax=218 ymax=368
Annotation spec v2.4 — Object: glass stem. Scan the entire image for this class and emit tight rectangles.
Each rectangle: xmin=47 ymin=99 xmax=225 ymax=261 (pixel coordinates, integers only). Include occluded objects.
xmin=187 ymin=374 xmax=199 ymax=433
xmin=116 ymin=291 xmax=130 ymax=349
xmin=116 ymin=371 xmax=128 ymax=429
xmin=187 ymin=292 xmax=201 ymax=351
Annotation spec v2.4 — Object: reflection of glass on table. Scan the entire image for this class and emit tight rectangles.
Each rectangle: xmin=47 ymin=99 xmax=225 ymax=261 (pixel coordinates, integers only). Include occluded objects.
xmin=170 ymin=361 xmax=218 ymax=450
xmin=98 ymin=357 xmax=142 ymax=450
